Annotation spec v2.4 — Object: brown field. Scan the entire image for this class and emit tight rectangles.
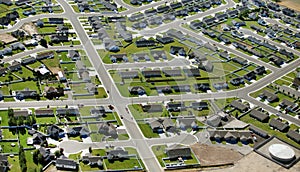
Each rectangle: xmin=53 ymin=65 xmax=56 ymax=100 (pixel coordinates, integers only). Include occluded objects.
xmin=0 ymin=33 xmax=17 ymax=44
xmin=191 ymin=144 xmax=243 ymax=166
xmin=278 ymin=0 xmax=300 ymax=12
xmin=21 ymin=22 xmax=38 ymax=36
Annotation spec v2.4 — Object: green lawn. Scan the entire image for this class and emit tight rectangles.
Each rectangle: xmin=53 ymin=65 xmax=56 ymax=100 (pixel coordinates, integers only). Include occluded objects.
xmin=8 ymin=156 xmax=21 ymax=172
xmin=0 ymin=141 xmax=19 ymax=153
xmin=128 ymin=104 xmax=165 ymax=120
xmin=0 ymin=110 xmax=9 ymax=126
xmin=36 ymin=116 xmax=57 ymax=124
xmin=137 ymin=123 xmax=159 ymax=138
xmin=69 ymin=151 xmax=82 ymax=160
xmin=104 ymin=157 xmax=142 ymax=170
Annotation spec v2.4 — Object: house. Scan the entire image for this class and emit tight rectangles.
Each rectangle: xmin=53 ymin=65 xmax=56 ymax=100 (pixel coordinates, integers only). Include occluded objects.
xmin=39 ymin=147 xmax=54 ymax=162
xmin=165 ymin=145 xmax=191 ymax=160
xmin=66 ymin=126 xmax=90 ymax=138
xmin=151 ymin=50 xmax=167 ymax=60
xmin=230 ymin=77 xmax=244 ymax=86
xmin=286 ymin=130 xmax=300 ymax=144
xmin=269 ymin=56 xmax=284 ymax=66
xmin=232 ymin=57 xmax=247 ymax=66
xmin=44 ymin=86 xmax=64 ymax=99
xmin=230 ymin=100 xmax=249 ymax=112
xmin=206 ymin=115 xmax=222 ymax=127
xmin=98 ymin=122 xmax=117 ymax=138
xmin=213 ymin=82 xmax=228 ymax=90
xmin=282 ymin=8 xmax=295 ymax=17
xmin=219 ymin=51 xmax=230 ymax=60
xmin=279 ymin=99 xmax=298 ymax=113
xmin=293 ymin=75 xmax=300 ymax=89
xmin=258 ymin=19 xmax=267 ymax=26
xmin=132 ymin=21 xmax=147 ymax=29
xmin=56 ymin=158 xmax=77 ymax=170
xmin=12 ymin=109 xmax=29 ymax=117
xmin=183 ymin=68 xmax=200 ymax=77
xmin=279 ymin=49 xmax=294 ymax=58
xmin=249 ymin=125 xmax=269 ymax=138
xmin=35 ymin=108 xmax=54 ymax=117
xmin=68 ymin=50 xmax=80 ymax=61
xmin=49 ymin=18 xmax=64 ymax=24
xmin=0 ymin=0 xmax=12 ymax=5
xmin=128 ymin=86 xmax=146 ymax=95
xmin=106 ymin=148 xmax=129 ymax=161
xmin=8 ymin=61 xmax=21 ymax=72
xmin=47 ymin=124 xmax=64 ymax=140
xmin=119 ymin=71 xmax=139 ymax=79
xmin=23 ymin=39 xmax=38 ymax=47
xmin=194 ymin=83 xmax=210 ymax=91
xmin=0 ymin=155 xmax=9 ymax=172
xmin=191 ymin=101 xmax=208 ymax=110
xmin=259 ymin=90 xmax=278 ymax=102
xmin=90 ymin=106 xmax=106 ymax=116
xmin=156 ymin=86 xmax=172 ymax=94
xmin=269 ymin=118 xmax=289 ymax=132
xmin=267 ymin=2 xmax=280 ymax=11
xmin=255 ymin=66 xmax=265 ymax=75
xmin=149 ymin=119 xmax=163 ymax=133
xmin=86 ymin=83 xmax=98 ymax=95
xmin=215 ymin=13 xmax=228 ymax=22
xmin=170 ymin=46 xmax=186 ymax=56
xmin=57 ymin=71 xmax=67 ymax=82
xmin=250 ymin=109 xmax=270 ymax=122
xmin=142 ymin=70 xmax=161 ymax=78
xmin=244 ymin=71 xmax=256 ymax=81
xmin=156 ymin=36 xmax=174 ymax=44
xmin=15 ymin=88 xmax=37 ymax=100
xmin=177 ymin=117 xmax=197 ymax=130
xmin=103 ymin=38 xmax=119 ymax=52
xmin=198 ymin=60 xmax=214 ymax=72
xmin=171 ymin=85 xmax=190 ymax=92
xmin=142 ymin=104 xmax=163 ymax=112
xmin=132 ymin=53 xmax=150 ymax=62
xmin=218 ymin=35 xmax=230 ymax=44
xmin=82 ymin=155 xmax=103 ymax=167
xmin=163 ymin=69 xmax=182 ymax=77
xmin=56 ymin=107 xmax=80 ymax=117
xmin=10 ymin=42 xmax=25 ymax=50
xmin=277 ymin=85 xmax=300 ymax=99
xmin=135 ymin=39 xmax=156 ymax=47
xmin=231 ymin=20 xmax=246 ymax=27
xmin=156 ymin=5 xmax=170 ymax=13
xmin=203 ymin=17 xmax=216 ymax=26
xmin=170 ymin=2 xmax=182 ymax=9
xmin=50 ymin=34 xmax=68 ymax=43
xmin=21 ymin=56 xmax=36 ymax=65
xmin=36 ymin=51 xmax=54 ymax=60
xmin=144 ymin=8 xmax=157 ymax=16
xmin=110 ymin=54 xmax=128 ymax=63
xmin=166 ymin=29 xmax=186 ymax=41
xmin=190 ymin=21 xmax=205 ymax=30
xmin=227 ymin=9 xmax=238 ymax=18
xmin=162 ymin=118 xmax=175 ymax=132
xmin=231 ymin=30 xmax=244 ymax=39
xmin=15 ymin=0 xmax=31 ymax=6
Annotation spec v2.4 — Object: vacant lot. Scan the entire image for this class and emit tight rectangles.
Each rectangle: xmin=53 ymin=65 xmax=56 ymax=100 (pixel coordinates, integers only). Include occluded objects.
xmin=191 ymin=144 xmax=243 ymax=166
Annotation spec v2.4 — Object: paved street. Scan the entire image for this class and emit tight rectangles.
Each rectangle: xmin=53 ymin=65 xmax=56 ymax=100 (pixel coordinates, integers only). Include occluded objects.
xmin=0 ymin=0 xmax=300 ymax=171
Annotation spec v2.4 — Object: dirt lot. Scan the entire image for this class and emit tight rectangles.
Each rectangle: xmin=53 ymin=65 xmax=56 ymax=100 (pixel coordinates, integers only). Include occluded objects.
xmin=207 ymin=152 xmax=300 ymax=172
xmin=21 ymin=22 xmax=38 ymax=36
xmin=0 ymin=33 xmax=17 ymax=44
xmin=191 ymin=144 xmax=243 ymax=166
xmin=279 ymin=0 xmax=300 ymax=12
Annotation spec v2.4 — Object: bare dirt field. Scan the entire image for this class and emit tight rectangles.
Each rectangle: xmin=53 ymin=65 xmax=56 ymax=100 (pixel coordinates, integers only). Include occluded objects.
xmin=279 ymin=0 xmax=300 ymax=12
xmin=191 ymin=144 xmax=243 ymax=166
xmin=0 ymin=33 xmax=17 ymax=44
xmin=207 ymin=152 xmax=300 ymax=172
xmin=21 ymin=22 xmax=38 ymax=36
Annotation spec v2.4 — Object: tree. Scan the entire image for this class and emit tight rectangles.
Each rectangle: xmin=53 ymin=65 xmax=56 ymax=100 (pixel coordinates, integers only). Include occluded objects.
xmin=54 ymin=150 xmax=61 ymax=158
xmin=89 ymin=147 xmax=92 ymax=153
xmin=33 ymin=149 xmax=39 ymax=164
xmin=40 ymin=39 xmax=48 ymax=48
xmin=38 ymin=153 xmax=44 ymax=164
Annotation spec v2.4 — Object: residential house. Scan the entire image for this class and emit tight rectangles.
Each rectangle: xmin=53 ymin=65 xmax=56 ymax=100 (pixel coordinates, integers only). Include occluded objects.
xmin=162 ymin=118 xmax=175 ymax=132
xmin=119 ymin=71 xmax=139 ymax=79
xmin=68 ymin=50 xmax=80 ymax=61
xmin=49 ymin=18 xmax=64 ymax=24
xmin=165 ymin=145 xmax=191 ymax=160
xmin=156 ymin=36 xmax=174 ymax=44
xmin=259 ymin=90 xmax=278 ymax=102
xmin=110 ymin=54 xmax=128 ymax=63
xmin=15 ymin=88 xmax=37 ymax=100
xmin=269 ymin=118 xmax=289 ymax=132
xmin=39 ymin=147 xmax=54 ymax=162
xmin=230 ymin=77 xmax=244 ymax=86
xmin=282 ymin=8 xmax=295 ymax=17
xmin=13 ymin=109 xmax=29 ymax=117
xmin=213 ymin=82 xmax=228 ymax=90
xmin=35 ymin=108 xmax=54 ymax=117
xmin=166 ymin=29 xmax=186 ymax=41
xmin=170 ymin=2 xmax=182 ymax=9
xmin=47 ymin=124 xmax=64 ymax=140
xmin=171 ymin=85 xmax=190 ymax=92
xmin=142 ymin=70 xmax=161 ymax=78
xmin=156 ymin=5 xmax=170 ymax=13
xmin=293 ymin=73 xmax=300 ymax=89
xmin=203 ymin=17 xmax=217 ymax=26
xmin=156 ymin=86 xmax=172 ymax=94
xmin=98 ymin=122 xmax=117 ymax=138
xmin=128 ymin=86 xmax=146 ymax=95
xmin=232 ymin=57 xmax=248 ymax=66
xmin=66 ymin=126 xmax=90 ymax=138
xmin=206 ymin=115 xmax=222 ymax=127
xmin=8 ymin=60 xmax=21 ymax=72
xmin=36 ymin=51 xmax=54 ymax=60
xmin=132 ymin=53 xmax=150 ymax=62
xmin=86 ymin=83 xmax=98 ymax=95
xmin=57 ymin=71 xmax=67 ymax=82
xmin=106 ymin=148 xmax=129 ymax=161
xmin=90 ymin=106 xmax=106 ymax=116
xmin=104 ymin=38 xmax=119 ymax=52
xmin=177 ymin=117 xmax=197 ymax=130
xmin=255 ymin=66 xmax=266 ymax=75
xmin=56 ymin=158 xmax=77 ymax=170
xmin=191 ymin=101 xmax=208 ymax=110
xmin=163 ymin=69 xmax=182 ymax=77
xmin=244 ymin=71 xmax=256 ymax=81
xmin=183 ymin=68 xmax=200 ymax=77
xmin=286 ymin=130 xmax=300 ymax=144
xmin=250 ymin=109 xmax=270 ymax=122
xmin=267 ymin=2 xmax=280 ymax=11
xmin=249 ymin=125 xmax=269 ymax=138
xmin=50 ymin=34 xmax=68 ymax=43
xmin=15 ymin=0 xmax=31 ymax=6
xmin=170 ymin=46 xmax=186 ymax=56
xmin=56 ymin=107 xmax=80 ymax=117
xmin=151 ymin=50 xmax=167 ymax=60
xmin=44 ymin=86 xmax=64 ymax=99
xmin=135 ymin=39 xmax=156 ymax=47
xmin=82 ymin=155 xmax=103 ymax=168
xmin=227 ymin=9 xmax=238 ymax=18
xmin=198 ymin=60 xmax=214 ymax=72
xmin=277 ymin=85 xmax=300 ymax=99
xmin=149 ymin=119 xmax=163 ymax=133
xmin=142 ymin=104 xmax=163 ymax=112
xmin=194 ymin=83 xmax=210 ymax=91
xmin=21 ymin=56 xmax=36 ymax=65
xmin=230 ymin=100 xmax=249 ymax=112
xmin=269 ymin=55 xmax=284 ymax=66
xmin=279 ymin=99 xmax=298 ymax=113
xmin=167 ymin=102 xmax=185 ymax=112
xmin=0 ymin=155 xmax=9 ymax=172
xmin=0 ymin=0 xmax=12 ymax=5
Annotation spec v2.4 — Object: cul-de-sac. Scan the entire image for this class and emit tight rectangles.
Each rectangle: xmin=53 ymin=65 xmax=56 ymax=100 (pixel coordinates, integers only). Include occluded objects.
xmin=0 ymin=0 xmax=299 ymax=171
